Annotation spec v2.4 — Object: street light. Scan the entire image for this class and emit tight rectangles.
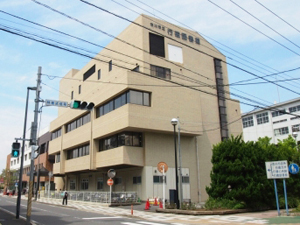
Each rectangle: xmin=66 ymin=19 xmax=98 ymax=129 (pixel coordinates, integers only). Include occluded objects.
xmin=292 ymin=132 xmax=298 ymax=151
xmin=171 ymin=118 xmax=180 ymax=209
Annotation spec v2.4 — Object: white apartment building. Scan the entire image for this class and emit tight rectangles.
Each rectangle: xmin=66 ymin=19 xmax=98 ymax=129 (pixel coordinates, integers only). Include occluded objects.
xmin=242 ymin=97 xmax=300 ymax=144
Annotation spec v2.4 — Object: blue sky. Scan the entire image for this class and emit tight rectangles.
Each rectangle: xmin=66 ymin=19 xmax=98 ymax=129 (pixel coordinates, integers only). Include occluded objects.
xmin=1 ymin=0 xmax=300 ymax=171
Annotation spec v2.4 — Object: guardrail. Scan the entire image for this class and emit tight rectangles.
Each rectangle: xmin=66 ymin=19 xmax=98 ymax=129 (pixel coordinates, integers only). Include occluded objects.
xmin=40 ymin=190 xmax=137 ymax=204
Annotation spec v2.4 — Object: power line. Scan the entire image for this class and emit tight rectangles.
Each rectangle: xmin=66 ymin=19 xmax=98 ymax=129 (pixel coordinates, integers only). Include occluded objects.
xmin=230 ymin=0 xmax=300 ymax=49
xmin=207 ymin=0 xmax=300 ymax=57
xmin=122 ymin=0 xmax=300 ymax=90
xmin=254 ymin=0 xmax=300 ymax=34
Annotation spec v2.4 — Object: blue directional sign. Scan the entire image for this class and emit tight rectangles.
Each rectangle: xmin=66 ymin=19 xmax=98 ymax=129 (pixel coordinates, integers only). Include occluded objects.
xmin=289 ymin=163 xmax=299 ymax=175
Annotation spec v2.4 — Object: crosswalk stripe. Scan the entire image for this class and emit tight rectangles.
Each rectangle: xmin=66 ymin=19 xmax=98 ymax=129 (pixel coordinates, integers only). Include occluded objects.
xmin=82 ymin=216 xmax=123 ymax=220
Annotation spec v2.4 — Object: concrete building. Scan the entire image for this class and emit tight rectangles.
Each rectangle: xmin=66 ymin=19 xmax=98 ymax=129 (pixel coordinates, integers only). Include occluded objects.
xmin=49 ymin=14 xmax=242 ymax=203
xmin=242 ymin=97 xmax=300 ymax=144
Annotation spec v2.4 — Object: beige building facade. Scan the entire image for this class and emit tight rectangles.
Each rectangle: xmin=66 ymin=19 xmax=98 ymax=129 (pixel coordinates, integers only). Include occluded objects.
xmin=49 ymin=14 xmax=242 ymax=203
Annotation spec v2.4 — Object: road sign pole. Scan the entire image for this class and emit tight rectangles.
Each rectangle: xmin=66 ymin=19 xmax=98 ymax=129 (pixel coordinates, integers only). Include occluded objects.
xmin=283 ymin=179 xmax=289 ymax=216
xmin=110 ymin=185 xmax=112 ymax=205
xmin=273 ymin=179 xmax=280 ymax=216
xmin=163 ymin=165 xmax=165 ymax=209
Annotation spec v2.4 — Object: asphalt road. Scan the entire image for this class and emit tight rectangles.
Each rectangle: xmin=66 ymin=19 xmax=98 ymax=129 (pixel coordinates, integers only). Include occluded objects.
xmin=0 ymin=197 xmax=176 ymax=225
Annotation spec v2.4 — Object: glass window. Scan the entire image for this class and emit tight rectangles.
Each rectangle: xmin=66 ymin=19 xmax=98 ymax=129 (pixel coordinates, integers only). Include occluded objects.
xmin=133 ymin=176 xmax=141 ymax=184
xmin=71 ymin=91 xmax=73 ymax=100
xmin=98 ymin=69 xmax=101 ymax=80
xmin=129 ymin=90 xmax=143 ymax=105
xmin=109 ymin=60 xmax=112 ymax=71
xmin=242 ymin=116 xmax=254 ymax=128
xmin=56 ymin=154 xmax=60 ymax=163
xmin=150 ymin=65 xmax=171 ymax=80
xmin=175 ymin=31 xmax=180 ymax=38
xmin=149 ymin=33 xmax=165 ymax=57
xmin=132 ymin=133 xmax=142 ymax=146
xmin=167 ymin=29 xmax=173 ymax=35
xmin=195 ymin=38 xmax=200 ymax=44
xmin=188 ymin=36 xmax=194 ymax=42
xmin=143 ymin=92 xmax=150 ymax=106
xmin=78 ymin=85 xmax=81 ymax=94
xmin=114 ymin=96 xmax=122 ymax=109
xmin=256 ymin=112 xmax=269 ymax=125
xmin=81 ymin=179 xmax=89 ymax=190
xmin=274 ymin=127 xmax=289 ymax=136
xmin=70 ymin=180 xmax=76 ymax=190
xmin=153 ymin=176 xmax=166 ymax=183
xmin=272 ymin=110 xmax=286 ymax=117
xmin=114 ymin=177 xmax=122 ymax=185
xmin=97 ymin=178 xmax=103 ymax=190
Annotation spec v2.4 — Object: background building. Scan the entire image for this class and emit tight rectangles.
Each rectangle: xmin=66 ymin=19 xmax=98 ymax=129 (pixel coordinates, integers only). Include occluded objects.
xmin=8 ymin=128 xmax=54 ymax=191
xmin=49 ymin=14 xmax=242 ymax=203
xmin=242 ymin=97 xmax=300 ymax=144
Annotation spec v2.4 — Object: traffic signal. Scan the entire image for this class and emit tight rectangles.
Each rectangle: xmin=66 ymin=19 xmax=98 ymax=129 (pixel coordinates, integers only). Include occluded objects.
xmin=11 ymin=142 xmax=20 ymax=157
xmin=70 ymin=100 xmax=95 ymax=110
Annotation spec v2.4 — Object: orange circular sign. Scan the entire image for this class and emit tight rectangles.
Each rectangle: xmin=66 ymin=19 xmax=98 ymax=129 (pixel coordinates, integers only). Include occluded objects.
xmin=107 ymin=178 xmax=114 ymax=186
xmin=157 ymin=162 xmax=168 ymax=173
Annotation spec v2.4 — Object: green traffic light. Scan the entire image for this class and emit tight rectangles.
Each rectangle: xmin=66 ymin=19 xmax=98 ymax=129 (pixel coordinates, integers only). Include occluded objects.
xmin=12 ymin=150 xmax=19 ymax=157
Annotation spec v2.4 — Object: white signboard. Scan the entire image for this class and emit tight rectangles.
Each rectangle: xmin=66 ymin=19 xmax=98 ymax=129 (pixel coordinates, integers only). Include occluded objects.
xmin=45 ymin=99 xmax=69 ymax=108
xmin=265 ymin=160 xmax=289 ymax=179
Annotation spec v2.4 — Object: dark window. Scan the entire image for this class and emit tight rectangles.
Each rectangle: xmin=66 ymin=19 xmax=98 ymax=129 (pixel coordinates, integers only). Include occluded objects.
xmin=95 ymin=90 xmax=150 ymax=118
xmin=150 ymin=65 xmax=171 ymax=80
xmin=182 ymin=176 xmax=190 ymax=183
xmin=51 ymin=128 xmax=61 ymax=140
xmin=149 ymin=33 xmax=165 ymax=57
xmin=175 ymin=31 xmax=180 ymax=38
xmin=78 ymin=85 xmax=81 ymax=94
xmin=133 ymin=176 xmax=141 ymax=184
xmin=167 ymin=29 xmax=173 ymax=35
xmin=98 ymin=69 xmax=101 ymax=80
xmin=71 ymin=91 xmax=74 ymax=100
xmin=195 ymin=38 xmax=200 ymax=44
xmin=83 ymin=64 xmax=95 ymax=81
xmin=99 ymin=132 xmax=143 ymax=151
xmin=153 ymin=176 xmax=166 ymax=183
xmin=67 ymin=144 xmax=89 ymax=160
xmin=114 ymin=178 xmax=122 ymax=185
xmin=66 ymin=113 xmax=90 ymax=133
xmin=109 ymin=60 xmax=112 ymax=71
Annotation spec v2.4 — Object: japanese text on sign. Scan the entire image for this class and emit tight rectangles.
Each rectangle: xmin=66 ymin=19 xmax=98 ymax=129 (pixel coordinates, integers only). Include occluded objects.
xmin=265 ymin=160 xmax=289 ymax=179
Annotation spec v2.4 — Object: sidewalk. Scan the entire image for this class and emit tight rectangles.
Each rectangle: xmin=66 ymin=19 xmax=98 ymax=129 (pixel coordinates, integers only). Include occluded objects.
xmin=2 ymin=195 xmax=300 ymax=224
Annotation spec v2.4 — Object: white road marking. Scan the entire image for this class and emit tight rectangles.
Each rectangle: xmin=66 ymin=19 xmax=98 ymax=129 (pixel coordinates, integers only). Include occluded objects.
xmin=82 ymin=216 xmax=123 ymax=220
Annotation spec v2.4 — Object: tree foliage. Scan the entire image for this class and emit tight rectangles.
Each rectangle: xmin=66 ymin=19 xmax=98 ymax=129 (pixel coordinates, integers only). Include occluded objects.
xmin=206 ymin=135 xmax=300 ymax=209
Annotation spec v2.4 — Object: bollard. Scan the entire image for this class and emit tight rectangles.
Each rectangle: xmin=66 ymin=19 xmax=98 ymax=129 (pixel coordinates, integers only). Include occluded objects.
xmin=131 ymin=204 xmax=133 ymax=215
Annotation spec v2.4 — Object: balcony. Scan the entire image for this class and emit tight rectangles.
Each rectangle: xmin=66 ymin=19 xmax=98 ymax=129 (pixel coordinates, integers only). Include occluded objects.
xmin=96 ymin=146 xmax=144 ymax=168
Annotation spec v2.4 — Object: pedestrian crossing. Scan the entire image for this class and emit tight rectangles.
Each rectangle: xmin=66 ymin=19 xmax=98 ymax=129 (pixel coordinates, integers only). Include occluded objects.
xmin=36 ymin=198 xmax=269 ymax=224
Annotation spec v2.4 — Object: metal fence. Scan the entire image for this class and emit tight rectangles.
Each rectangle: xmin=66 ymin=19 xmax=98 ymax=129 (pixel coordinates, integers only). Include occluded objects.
xmin=40 ymin=190 xmax=137 ymax=204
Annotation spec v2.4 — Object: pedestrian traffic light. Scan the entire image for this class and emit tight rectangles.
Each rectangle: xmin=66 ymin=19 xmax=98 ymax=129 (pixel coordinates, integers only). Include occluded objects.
xmin=11 ymin=142 xmax=20 ymax=157
xmin=31 ymin=145 xmax=40 ymax=159
xmin=70 ymin=100 xmax=95 ymax=110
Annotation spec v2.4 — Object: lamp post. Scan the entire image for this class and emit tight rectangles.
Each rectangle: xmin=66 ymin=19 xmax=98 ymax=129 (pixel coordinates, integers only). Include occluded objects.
xmin=292 ymin=132 xmax=298 ymax=151
xmin=171 ymin=118 xmax=180 ymax=209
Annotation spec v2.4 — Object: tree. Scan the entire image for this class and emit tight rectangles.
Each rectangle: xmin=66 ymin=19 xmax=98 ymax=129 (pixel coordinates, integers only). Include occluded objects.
xmin=206 ymin=135 xmax=300 ymax=209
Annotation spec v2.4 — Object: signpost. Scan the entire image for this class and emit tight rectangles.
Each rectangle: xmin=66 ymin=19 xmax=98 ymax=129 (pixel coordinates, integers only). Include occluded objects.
xmin=265 ymin=160 xmax=289 ymax=216
xmin=107 ymin=169 xmax=116 ymax=205
xmin=157 ymin=162 xmax=168 ymax=209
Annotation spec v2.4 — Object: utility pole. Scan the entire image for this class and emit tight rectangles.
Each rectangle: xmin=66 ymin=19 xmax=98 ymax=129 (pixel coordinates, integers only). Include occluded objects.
xmin=26 ymin=67 xmax=42 ymax=225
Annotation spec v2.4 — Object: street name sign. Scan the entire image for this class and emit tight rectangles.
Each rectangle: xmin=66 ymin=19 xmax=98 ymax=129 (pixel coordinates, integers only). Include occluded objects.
xmin=265 ymin=160 xmax=289 ymax=179
xmin=45 ymin=99 xmax=69 ymax=107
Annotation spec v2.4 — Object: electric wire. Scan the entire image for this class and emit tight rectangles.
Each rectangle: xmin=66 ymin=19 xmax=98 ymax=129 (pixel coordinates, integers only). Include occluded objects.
xmin=76 ymin=0 xmax=300 ymax=95
xmin=254 ymin=0 xmax=300 ymax=34
xmin=132 ymin=0 xmax=300 ymax=88
xmin=207 ymin=0 xmax=300 ymax=56
xmin=230 ymin=0 xmax=300 ymax=49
